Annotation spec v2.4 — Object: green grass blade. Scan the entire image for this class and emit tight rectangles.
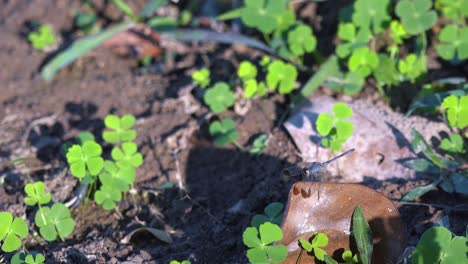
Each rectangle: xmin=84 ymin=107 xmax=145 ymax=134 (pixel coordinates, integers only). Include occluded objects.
xmin=111 ymin=0 xmax=137 ymax=20
xmin=41 ymin=22 xmax=132 ymax=81
xmin=217 ymin=7 xmax=243 ymax=20
xmin=140 ymin=0 xmax=169 ymax=18
xmin=401 ymin=180 xmax=441 ymax=202
xmin=352 ymin=206 xmax=373 ymax=264
xmin=300 ymin=55 xmax=341 ymax=97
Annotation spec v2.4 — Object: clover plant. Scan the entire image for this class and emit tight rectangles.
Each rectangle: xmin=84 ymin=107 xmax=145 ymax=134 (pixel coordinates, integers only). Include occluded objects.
xmin=23 ymin=182 xmax=51 ymax=206
xmin=243 ymin=222 xmax=288 ymax=264
xmin=238 ymin=61 xmax=258 ymax=81
xmin=111 ymin=142 xmax=143 ymax=168
xmin=395 ymin=0 xmax=437 ymax=35
xmin=103 ymin=114 xmax=137 ymax=144
xmin=11 ymin=253 xmax=45 ymax=264
xmin=244 ymin=79 xmax=268 ymax=99
xmin=209 ymin=119 xmax=239 ymax=146
xmin=266 ymin=61 xmax=297 ymax=94
xmin=169 ymin=261 xmax=191 ymax=264
xmin=192 ymin=68 xmax=210 ymax=88
xmin=412 ymin=226 xmax=468 ymax=264
xmin=66 ymin=141 xmax=104 ymax=180
xmin=351 ymin=0 xmax=390 ymax=34
xmin=249 ymin=134 xmax=269 ymax=156
xmin=287 ymin=24 xmax=317 ymax=57
xmin=28 ymin=25 xmax=56 ymax=50
xmin=435 ymin=0 xmax=468 ymax=24
xmin=95 ymin=185 xmax=122 ymax=210
xmin=316 ymin=103 xmax=354 ymax=153
xmin=398 ymin=54 xmax=427 ymax=82
xmin=204 ymin=82 xmax=236 ymax=113
xmin=342 ymin=250 xmax=359 ymax=263
xmin=34 ymin=203 xmax=74 ymax=241
xmin=0 ymin=212 xmax=28 ymax=252
xmin=251 ymin=202 xmax=283 ymax=228
xmin=441 ymin=95 xmax=468 ymax=129
xmin=348 ymin=47 xmax=379 ymax=78
xmin=440 ymin=134 xmax=465 ymax=154
xmin=436 ymin=25 xmax=468 ymax=61
xmin=299 ymin=233 xmax=329 ymax=261
xmin=336 ymin=23 xmax=371 ymax=58
xmin=99 ymin=161 xmax=135 ymax=192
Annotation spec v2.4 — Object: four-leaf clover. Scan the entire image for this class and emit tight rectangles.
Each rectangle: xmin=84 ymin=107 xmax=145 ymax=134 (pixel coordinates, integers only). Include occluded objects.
xmin=299 ymin=232 xmax=329 ymax=261
xmin=209 ymin=119 xmax=239 ymax=146
xmin=266 ymin=61 xmax=298 ymax=94
xmin=436 ymin=25 xmax=468 ymax=61
xmin=66 ymin=141 xmax=104 ymax=179
xmin=287 ymin=24 xmax=317 ymax=56
xmin=243 ymin=222 xmax=288 ymax=264
xmin=0 ymin=212 xmax=28 ymax=252
xmin=34 ymin=203 xmax=75 ymax=241
xmin=396 ymin=0 xmax=437 ymax=35
xmin=204 ymin=82 xmax=236 ymax=113
xmin=24 ymin=181 xmax=51 ymax=206
xmin=102 ymin=114 xmax=137 ymax=144
xmin=111 ymin=142 xmax=143 ymax=168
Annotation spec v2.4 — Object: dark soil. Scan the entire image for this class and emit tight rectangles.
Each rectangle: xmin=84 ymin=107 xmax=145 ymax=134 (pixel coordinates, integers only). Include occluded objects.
xmin=1 ymin=1 xmax=467 ymax=263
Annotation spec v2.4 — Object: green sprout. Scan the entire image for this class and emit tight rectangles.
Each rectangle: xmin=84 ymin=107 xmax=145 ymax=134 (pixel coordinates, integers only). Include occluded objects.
xmin=266 ymin=61 xmax=298 ymax=94
xmin=441 ymin=95 xmax=468 ymax=129
xmin=342 ymin=250 xmax=359 ymax=263
xmin=239 ymin=0 xmax=288 ymax=34
xmin=66 ymin=141 xmax=104 ymax=179
xmin=34 ymin=203 xmax=75 ymax=241
xmin=388 ymin=20 xmax=409 ymax=54
xmin=192 ymin=68 xmax=210 ymax=88
xmin=249 ymin=134 xmax=269 ymax=156
xmin=204 ymin=82 xmax=236 ymax=113
xmin=23 ymin=181 xmax=51 ymax=206
xmin=209 ymin=119 xmax=239 ymax=146
xmin=435 ymin=0 xmax=468 ymax=23
xmin=99 ymin=161 xmax=135 ymax=192
xmin=287 ymin=24 xmax=317 ymax=56
xmin=11 ymin=253 xmax=45 ymax=264
xmin=94 ymin=185 xmax=122 ymax=210
xmin=111 ymin=142 xmax=143 ymax=168
xmin=316 ymin=103 xmax=354 ymax=152
xmin=260 ymin=56 xmax=271 ymax=67
xmin=28 ymin=25 xmax=56 ymax=50
xmin=169 ymin=261 xmax=191 ymax=264
xmin=412 ymin=226 xmax=468 ymax=264
xmin=244 ymin=79 xmax=268 ymax=99
xmin=299 ymin=233 xmax=329 ymax=261
xmin=398 ymin=54 xmax=426 ymax=82
xmin=0 ymin=212 xmax=28 ymax=252
xmin=352 ymin=206 xmax=373 ymax=264
xmin=436 ymin=25 xmax=468 ymax=61
xmin=251 ymin=202 xmax=283 ymax=228
xmin=243 ymin=222 xmax=288 ymax=264
xmin=395 ymin=0 xmax=437 ymax=35
xmin=103 ymin=114 xmax=137 ymax=144
xmin=352 ymin=0 xmax=390 ymax=33
xmin=336 ymin=23 xmax=371 ymax=58
xmin=440 ymin=134 xmax=465 ymax=154
xmin=348 ymin=47 xmax=379 ymax=78
xmin=238 ymin=61 xmax=258 ymax=81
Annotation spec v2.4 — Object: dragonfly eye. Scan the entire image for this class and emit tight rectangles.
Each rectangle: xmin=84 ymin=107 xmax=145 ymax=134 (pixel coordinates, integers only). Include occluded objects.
xmin=302 ymin=168 xmax=310 ymax=176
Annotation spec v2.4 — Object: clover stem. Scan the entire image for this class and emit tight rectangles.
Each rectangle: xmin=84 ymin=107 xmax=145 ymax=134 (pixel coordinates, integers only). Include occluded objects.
xmin=37 ymin=203 xmax=48 ymax=226
xmin=296 ymin=248 xmax=304 ymax=264
xmin=232 ymin=140 xmax=244 ymax=150
xmin=29 ymin=232 xmax=44 ymax=246
xmin=114 ymin=207 xmax=124 ymax=219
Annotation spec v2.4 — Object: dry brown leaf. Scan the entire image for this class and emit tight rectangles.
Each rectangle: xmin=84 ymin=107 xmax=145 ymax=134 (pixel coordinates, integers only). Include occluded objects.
xmin=280 ymin=182 xmax=406 ymax=263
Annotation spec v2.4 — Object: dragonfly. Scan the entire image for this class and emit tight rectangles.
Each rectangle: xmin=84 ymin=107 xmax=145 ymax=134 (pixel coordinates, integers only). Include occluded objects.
xmin=283 ymin=148 xmax=355 ymax=199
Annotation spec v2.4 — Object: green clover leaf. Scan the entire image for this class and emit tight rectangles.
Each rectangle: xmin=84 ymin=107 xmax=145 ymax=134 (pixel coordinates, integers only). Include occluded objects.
xmin=441 ymin=95 xmax=468 ymax=129
xmin=348 ymin=47 xmax=379 ymax=78
xmin=244 ymin=79 xmax=267 ymax=99
xmin=398 ymin=54 xmax=427 ymax=81
xmin=192 ymin=68 xmax=210 ymax=88
xmin=0 ymin=212 xmax=28 ymax=252
xmin=327 ymin=72 xmax=366 ymax=95
xmin=28 ymin=25 xmax=56 ymax=50
xmin=102 ymin=114 xmax=137 ymax=144
xmin=316 ymin=103 xmax=354 ymax=153
xmin=435 ymin=0 xmax=468 ymax=22
xmin=251 ymin=202 xmax=283 ymax=228
xmin=412 ymin=226 xmax=454 ymax=263
xmin=436 ymin=25 xmax=468 ymax=61
xmin=249 ymin=134 xmax=269 ymax=156
xmin=352 ymin=0 xmax=390 ymax=33
xmin=24 ymin=181 xmax=52 ymax=206
xmin=209 ymin=119 xmax=239 ymax=146
xmin=204 ymin=82 xmax=235 ymax=113
xmin=11 ymin=253 xmax=46 ymax=264
xmin=238 ymin=61 xmax=257 ymax=81
xmin=240 ymin=0 xmax=286 ymax=34
xmin=35 ymin=203 xmax=74 ymax=241
xmin=373 ymin=54 xmax=399 ymax=87
xmin=342 ymin=250 xmax=359 ymax=263
xmin=440 ymin=134 xmax=465 ymax=154
xmin=260 ymin=56 xmax=271 ymax=67
xmin=336 ymin=23 xmax=371 ymax=58
xmin=243 ymin=222 xmax=287 ymax=264
xmin=299 ymin=233 xmax=329 ymax=261
xmin=169 ymin=261 xmax=191 ymax=264
xmin=396 ymin=0 xmax=437 ymax=35
xmin=389 ymin=20 xmax=408 ymax=45
xmin=95 ymin=185 xmax=122 ymax=210
xmin=266 ymin=61 xmax=298 ymax=94
xmin=287 ymin=24 xmax=317 ymax=56
xmin=111 ymin=142 xmax=143 ymax=168
xmin=76 ymin=131 xmax=95 ymax=145
xmin=99 ymin=161 xmax=135 ymax=192
xmin=66 ymin=141 xmax=104 ymax=179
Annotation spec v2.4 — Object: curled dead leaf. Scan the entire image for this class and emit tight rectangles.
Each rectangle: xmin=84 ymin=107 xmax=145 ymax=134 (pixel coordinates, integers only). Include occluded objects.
xmin=121 ymin=227 xmax=172 ymax=244
xmin=280 ymin=182 xmax=406 ymax=263
xmin=103 ymin=24 xmax=162 ymax=60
